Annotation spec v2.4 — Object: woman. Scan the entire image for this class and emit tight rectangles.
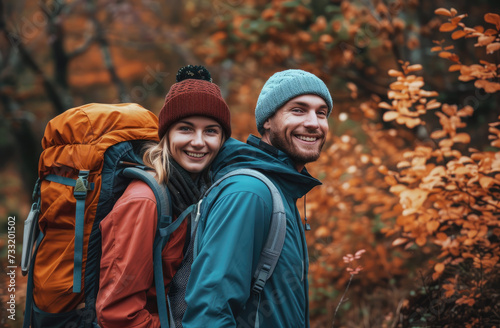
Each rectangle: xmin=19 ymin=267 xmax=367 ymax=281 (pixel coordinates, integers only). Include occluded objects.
xmin=96 ymin=65 xmax=231 ymax=328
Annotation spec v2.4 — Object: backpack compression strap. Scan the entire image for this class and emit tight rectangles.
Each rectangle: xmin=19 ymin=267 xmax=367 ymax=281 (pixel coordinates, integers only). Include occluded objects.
xmin=45 ymin=170 xmax=94 ymax=293
xmin=122 ymin=167 xmax=172 ymax=328
xmin=202 ymin=168 xmax=287 ymax=295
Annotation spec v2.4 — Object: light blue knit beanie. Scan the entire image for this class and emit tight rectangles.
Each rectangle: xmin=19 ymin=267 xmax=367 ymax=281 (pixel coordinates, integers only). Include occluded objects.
xmin=255 ymin=69 xmax=333 ymax=134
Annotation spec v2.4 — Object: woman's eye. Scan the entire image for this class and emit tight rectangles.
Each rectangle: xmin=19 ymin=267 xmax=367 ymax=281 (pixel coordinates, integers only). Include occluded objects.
xmin=179 ymin=126 xmax=192 ymax=131
xmin=206 ymin=128 xmax=220 ymax=134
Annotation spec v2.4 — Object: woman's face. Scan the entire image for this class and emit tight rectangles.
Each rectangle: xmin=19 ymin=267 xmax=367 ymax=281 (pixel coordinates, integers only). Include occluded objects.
xmin=168 ymin=116 xmax=224 ymax=178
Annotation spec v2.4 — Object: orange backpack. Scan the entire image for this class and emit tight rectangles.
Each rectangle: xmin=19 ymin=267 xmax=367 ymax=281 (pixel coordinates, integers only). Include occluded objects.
xmin=21 ymin=103 xmax=173 ymax=328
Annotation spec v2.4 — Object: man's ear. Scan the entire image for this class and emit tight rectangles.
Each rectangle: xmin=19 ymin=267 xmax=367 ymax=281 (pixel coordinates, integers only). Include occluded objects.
xmin=263 ymin=118 xmax=272 ymax=131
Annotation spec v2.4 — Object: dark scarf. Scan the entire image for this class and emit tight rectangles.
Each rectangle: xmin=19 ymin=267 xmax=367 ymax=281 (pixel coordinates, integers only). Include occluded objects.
xmin=166 ymin=159 xmax=209 ymax=217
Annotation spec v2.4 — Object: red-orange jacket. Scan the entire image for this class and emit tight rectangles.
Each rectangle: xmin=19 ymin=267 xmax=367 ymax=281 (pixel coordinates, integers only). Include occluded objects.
xmin=96 ymin=179 xmax=186 ymax=328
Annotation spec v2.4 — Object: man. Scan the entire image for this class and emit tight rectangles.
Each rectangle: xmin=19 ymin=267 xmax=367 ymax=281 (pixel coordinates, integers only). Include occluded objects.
xmin=182 ymin=69 xmax=332 ymax=327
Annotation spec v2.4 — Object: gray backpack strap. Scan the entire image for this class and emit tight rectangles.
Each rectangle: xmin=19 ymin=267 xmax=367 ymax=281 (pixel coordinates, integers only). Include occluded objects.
xmin=204 ymin=168 xmax=286 ymax=295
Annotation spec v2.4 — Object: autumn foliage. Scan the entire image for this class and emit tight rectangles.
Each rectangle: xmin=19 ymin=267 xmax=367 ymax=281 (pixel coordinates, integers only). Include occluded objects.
xmin=2 ymin=1 xmax=500 ymax=327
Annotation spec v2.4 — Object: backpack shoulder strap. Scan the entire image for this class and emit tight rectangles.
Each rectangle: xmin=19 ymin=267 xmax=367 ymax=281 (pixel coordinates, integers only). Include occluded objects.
xmin=122 ymin=167 xmax=171 ymax=223
xmin=122 ymin=166 xmax=172 ymax=328
xmin=204 ymin=168 xmax=287 ymax=295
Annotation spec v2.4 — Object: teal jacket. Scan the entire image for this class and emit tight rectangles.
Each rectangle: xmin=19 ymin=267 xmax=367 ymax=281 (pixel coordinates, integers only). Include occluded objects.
xmin=183 ymin=135 xmax=321 ymax=328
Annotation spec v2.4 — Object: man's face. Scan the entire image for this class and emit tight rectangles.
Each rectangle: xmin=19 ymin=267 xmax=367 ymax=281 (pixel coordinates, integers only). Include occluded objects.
xmin=261 ymin=94 xmax=329 ymax=171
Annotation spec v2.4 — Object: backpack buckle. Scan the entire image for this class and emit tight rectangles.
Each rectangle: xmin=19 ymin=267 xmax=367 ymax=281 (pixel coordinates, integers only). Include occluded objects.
xmin=252 ymin=264 xmax=271 ymax=294
xmin=74 ymin=171 xmax=90 ymax=200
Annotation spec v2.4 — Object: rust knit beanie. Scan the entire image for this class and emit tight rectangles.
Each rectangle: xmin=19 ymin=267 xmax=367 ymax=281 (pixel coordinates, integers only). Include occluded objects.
xmin=158 ymin=65 xmax=231 ymax=139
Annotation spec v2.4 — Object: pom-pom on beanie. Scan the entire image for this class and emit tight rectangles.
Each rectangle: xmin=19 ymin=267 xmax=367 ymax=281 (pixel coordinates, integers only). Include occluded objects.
xmin=255 ymin=69 xmax=333 ymax=134
xmin=158 ymin=65 xmax=231 ymax=139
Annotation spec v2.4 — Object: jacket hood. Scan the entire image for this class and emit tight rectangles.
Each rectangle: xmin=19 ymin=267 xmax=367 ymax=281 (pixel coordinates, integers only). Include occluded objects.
xmin=211 ymin=135 xmax=321 ymax=199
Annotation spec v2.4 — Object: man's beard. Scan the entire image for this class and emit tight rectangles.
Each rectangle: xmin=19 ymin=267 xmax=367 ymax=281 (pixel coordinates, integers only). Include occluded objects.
xmin=268 ymin=129 xmax=325 ymax=168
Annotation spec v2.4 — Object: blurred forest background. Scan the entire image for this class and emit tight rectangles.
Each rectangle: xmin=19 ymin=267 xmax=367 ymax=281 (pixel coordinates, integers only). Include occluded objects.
xmin=1 ymin=0 xmax=499 ymax=327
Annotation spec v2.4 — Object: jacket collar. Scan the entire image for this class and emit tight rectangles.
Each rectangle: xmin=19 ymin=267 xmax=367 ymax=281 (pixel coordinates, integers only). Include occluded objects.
xmin=211 ymin=135 xmax=321 ymax=200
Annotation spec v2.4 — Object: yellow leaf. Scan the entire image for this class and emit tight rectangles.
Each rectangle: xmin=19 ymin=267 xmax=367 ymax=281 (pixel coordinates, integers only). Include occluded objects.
xmin=434 ymin=8 xmax=452 ymax=17
xmin=383 ymin=111 xmax=399 ymax=122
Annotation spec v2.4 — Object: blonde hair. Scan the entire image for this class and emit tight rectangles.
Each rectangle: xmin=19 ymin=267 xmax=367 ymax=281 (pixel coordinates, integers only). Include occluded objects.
xmin=142 ymin=137 xmax=170 ymax=185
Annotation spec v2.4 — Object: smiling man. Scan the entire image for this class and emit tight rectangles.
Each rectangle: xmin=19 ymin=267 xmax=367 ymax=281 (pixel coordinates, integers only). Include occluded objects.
xmin=181 ymin=69 xmax=332 ymax=328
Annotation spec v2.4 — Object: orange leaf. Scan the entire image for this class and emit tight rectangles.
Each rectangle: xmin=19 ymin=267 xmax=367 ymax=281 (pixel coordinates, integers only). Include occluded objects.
xmin=439 ymin=51 xmax=454 ymax=59
xmin=486 ymin=42 xmax=500 ymax=54
xmin=452 ymin=133 xmax=471 ymax=144
xmin=440 ymin=22 xmax=457 ymax=32
xmin=434 ymin=8 xmax=452 ymax=17
xmin=407 ymin=64 xmax=423 ymax=72
xmin=379 ymin=102 xmax=393 ymax=110
xmin=434 ymin=262 xmax=445 ymax=273
xmin=427 ymin=221 xmax=440 ymax=233
xmin=319 ymin=34 xmax=334 ymax=43
xmin=416 ymin=236 xmax=427 ymax=246
xmin=451 ymin=30 xmax=467 ymax=39
xmin=484 ymin=13 xmax=500 ymax=29
xmin=431 ymin=46 xmax=443 ymax=52
xmin=449 ymin=64 xmax=462 ymax=72
xmin=431 ymin=130 xmax=447 ymax=139
xmin=392 ymin=237 xmax=408 ymax=246
xmin=388 ymin=69 xmax=403 ymax=77
xmin=476 ymin=35 xmax=496 ymax=47
xmin=479 ymin=176 xmax=495 ymax=189
xmin=383 ymin=111 xmax=399 ymax=122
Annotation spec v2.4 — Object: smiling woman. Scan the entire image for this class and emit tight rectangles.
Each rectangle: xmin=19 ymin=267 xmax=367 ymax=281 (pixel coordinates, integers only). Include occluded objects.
xmin=96 ymin=65 xmax=231 ymax=328
xmin=168 ymin=116 xmax=224 ymax=178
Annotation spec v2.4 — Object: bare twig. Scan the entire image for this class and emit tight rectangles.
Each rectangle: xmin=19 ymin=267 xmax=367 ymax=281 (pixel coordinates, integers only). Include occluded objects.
xmin=332 ymin=274 xmax=354 ymax=328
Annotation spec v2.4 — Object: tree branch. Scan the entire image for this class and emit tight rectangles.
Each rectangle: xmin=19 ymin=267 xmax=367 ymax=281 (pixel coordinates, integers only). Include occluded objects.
xmin=86 ymin=0 xmax=130 ymax=102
